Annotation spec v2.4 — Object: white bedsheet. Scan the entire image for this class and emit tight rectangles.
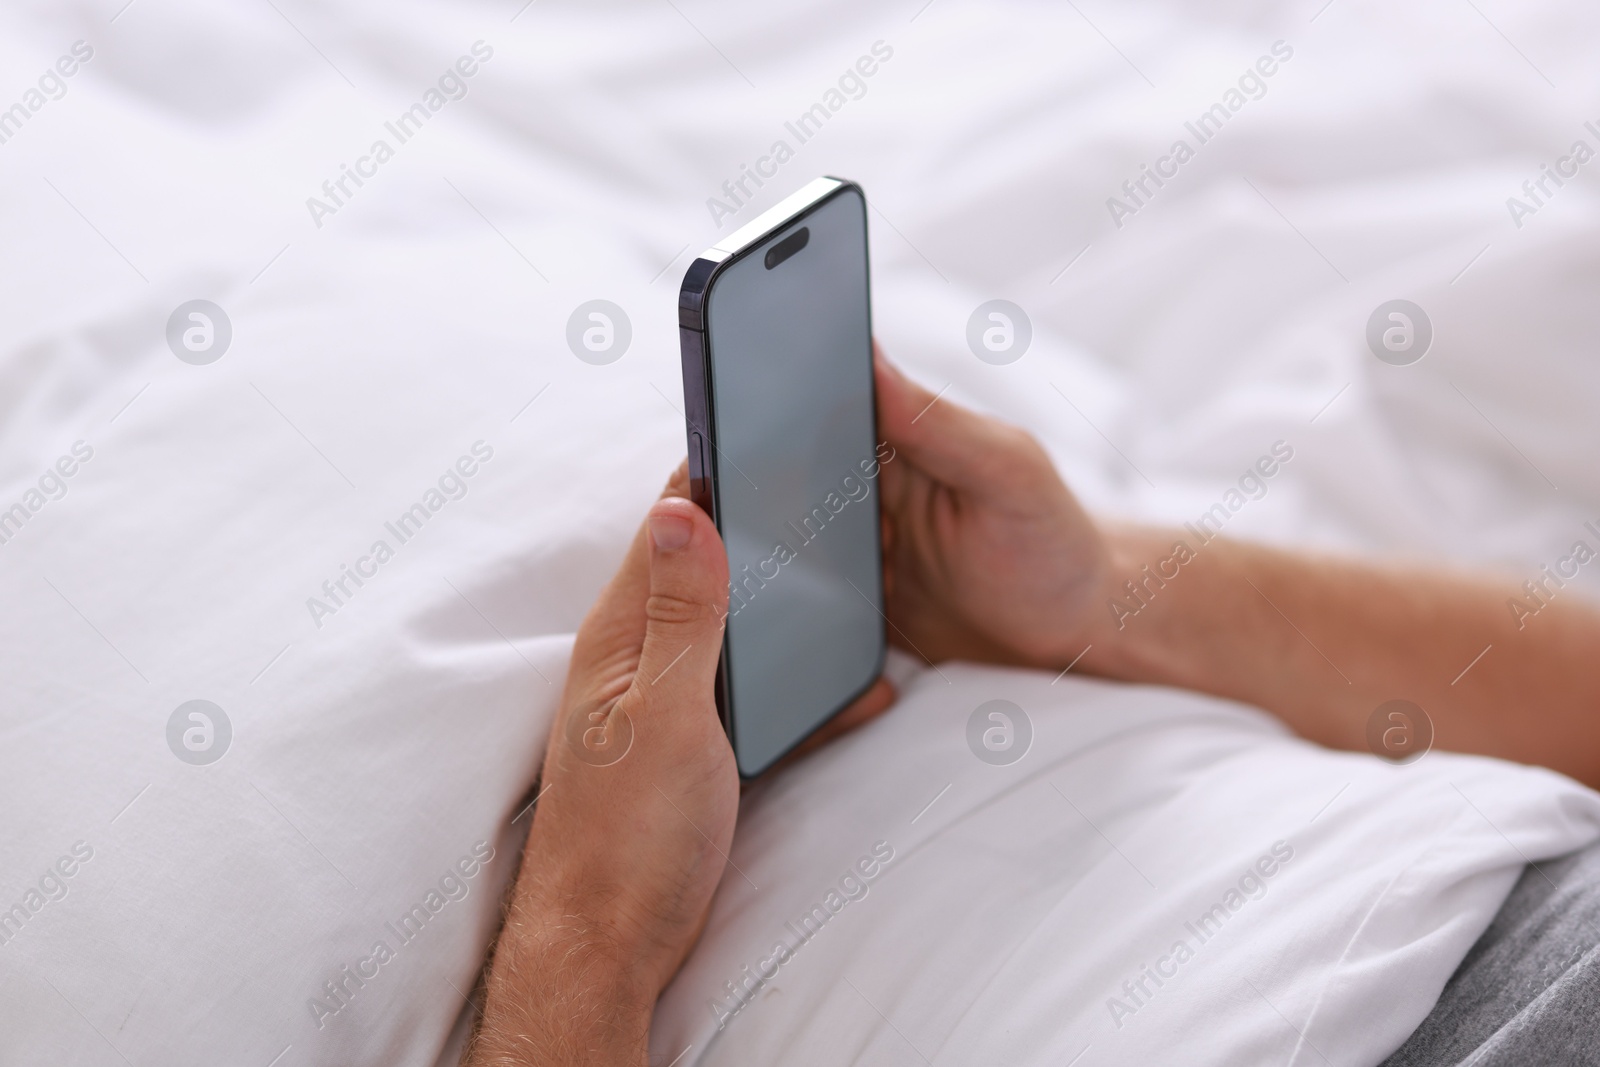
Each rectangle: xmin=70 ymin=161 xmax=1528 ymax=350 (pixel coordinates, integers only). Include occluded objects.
xmin=3 ymin=1 xmax=1599 ymax=1065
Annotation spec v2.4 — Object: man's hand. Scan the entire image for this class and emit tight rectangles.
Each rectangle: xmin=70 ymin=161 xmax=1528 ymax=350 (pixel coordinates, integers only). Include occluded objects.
xmin=468 ymin=467 xmax=736 ymax=1065
xmin=877 ymin=350 xmax=1600 ymax=787
xmin=875 ymin=351 xmax=1112 ymax=670
xmin=468 ymin=465 xmax=892 ymax=1066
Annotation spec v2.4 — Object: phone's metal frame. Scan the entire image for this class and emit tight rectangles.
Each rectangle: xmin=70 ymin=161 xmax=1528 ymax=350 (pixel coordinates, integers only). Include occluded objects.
xmin=677 ymin=175 xmax=886 ymax=779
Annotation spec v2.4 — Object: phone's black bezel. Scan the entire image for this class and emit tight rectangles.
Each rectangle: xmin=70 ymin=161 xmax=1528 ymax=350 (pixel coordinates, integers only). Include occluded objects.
xmin=677 ymin=177 xmax=887 ymax=780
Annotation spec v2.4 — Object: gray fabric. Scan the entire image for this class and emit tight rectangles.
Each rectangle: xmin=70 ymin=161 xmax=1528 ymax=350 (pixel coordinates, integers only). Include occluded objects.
xmin=1381 ymin=840 xmax=1600 ymax=1067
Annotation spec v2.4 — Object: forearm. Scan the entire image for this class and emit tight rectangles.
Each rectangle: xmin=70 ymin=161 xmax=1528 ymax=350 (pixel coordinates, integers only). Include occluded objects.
xmin=465 ymin=874 xmax=652 ymax=1067
xmin=1077 ymin=526 xmax=1600 ymax=787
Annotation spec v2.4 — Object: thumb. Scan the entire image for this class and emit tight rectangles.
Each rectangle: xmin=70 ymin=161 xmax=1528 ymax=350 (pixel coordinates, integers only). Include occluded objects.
xmin=633 ymin=496 xmax=730 ymax=712
xmin=874 ymin=351 xmax=1057 ymax=501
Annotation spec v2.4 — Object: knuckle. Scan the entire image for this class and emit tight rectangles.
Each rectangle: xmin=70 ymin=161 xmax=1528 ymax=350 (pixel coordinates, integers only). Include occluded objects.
xmin=1005 ymin=428 xmax=1055 ymax=480
xmin=645 ymin=592 xmax=711 ymax=629
xmin=1005 ymin=424 xmax=1045 ymax=458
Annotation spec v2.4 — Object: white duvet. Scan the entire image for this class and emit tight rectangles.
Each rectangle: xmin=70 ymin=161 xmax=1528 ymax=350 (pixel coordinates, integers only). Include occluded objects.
xmin=3 ymin=1 xmax=1599 ymax=1065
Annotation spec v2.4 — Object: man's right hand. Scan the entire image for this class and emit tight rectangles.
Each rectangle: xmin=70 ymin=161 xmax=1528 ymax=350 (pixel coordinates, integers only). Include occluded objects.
xmin=874 ymin=351 xmax=1111 ymax=671
xmin=875 ymin=348 xmax=1600 ymax=788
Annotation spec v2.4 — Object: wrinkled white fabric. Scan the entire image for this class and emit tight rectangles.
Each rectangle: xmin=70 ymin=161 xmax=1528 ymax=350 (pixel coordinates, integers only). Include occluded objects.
xmin=656 ymin=659 xmax=1600 ymax=1067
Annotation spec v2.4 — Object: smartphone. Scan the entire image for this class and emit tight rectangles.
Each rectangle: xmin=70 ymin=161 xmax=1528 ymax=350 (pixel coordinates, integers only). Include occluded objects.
xmin=678 ymin=176 xmax=887 ymax=778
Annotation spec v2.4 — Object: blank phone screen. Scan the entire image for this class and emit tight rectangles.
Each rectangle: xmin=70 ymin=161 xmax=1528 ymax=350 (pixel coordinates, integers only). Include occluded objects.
xmin=703 ymin=187 xmax=885 ymax=776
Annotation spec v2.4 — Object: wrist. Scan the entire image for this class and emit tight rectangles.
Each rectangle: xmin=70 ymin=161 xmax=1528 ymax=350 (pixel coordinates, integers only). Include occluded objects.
xmin=1074 ymin=523 xmax=1236 ymax=689
xmin=1068 ymin=524 xmax=1181 ymax=680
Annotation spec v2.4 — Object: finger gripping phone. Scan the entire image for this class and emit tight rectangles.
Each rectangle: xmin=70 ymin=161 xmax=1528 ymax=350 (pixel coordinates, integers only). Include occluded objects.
xmin=678 ymin=177 xmax=887 ymax=778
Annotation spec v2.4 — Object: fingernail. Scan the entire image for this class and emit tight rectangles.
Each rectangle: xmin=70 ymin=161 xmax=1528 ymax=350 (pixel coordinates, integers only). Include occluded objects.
xmin=648 ymin=512 xmax=693 ymax=552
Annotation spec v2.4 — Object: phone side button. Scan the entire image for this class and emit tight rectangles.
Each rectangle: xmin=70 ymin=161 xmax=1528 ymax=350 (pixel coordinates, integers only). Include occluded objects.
xmin=689 ymin=431 xmax=709 ymax=509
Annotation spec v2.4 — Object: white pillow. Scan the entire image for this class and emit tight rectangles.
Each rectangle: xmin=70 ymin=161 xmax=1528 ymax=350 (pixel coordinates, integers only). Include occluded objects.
xmin=652 ymin=659 xmax=1600 ymax=1066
